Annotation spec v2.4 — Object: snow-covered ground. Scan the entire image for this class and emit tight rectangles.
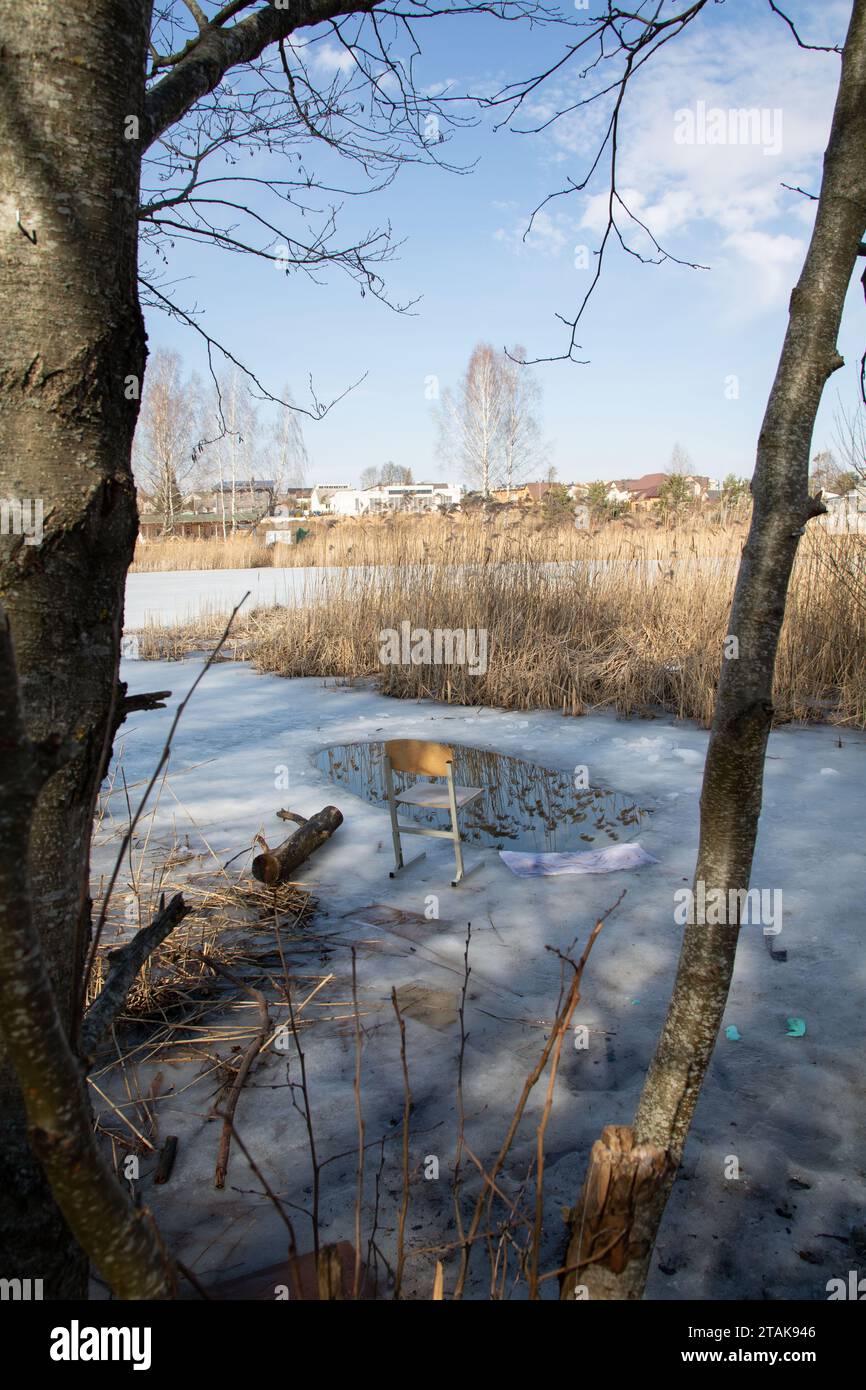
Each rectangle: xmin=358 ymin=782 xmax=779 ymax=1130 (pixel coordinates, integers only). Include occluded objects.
xmin=97 ymin=648 xmax=866 ymax=1300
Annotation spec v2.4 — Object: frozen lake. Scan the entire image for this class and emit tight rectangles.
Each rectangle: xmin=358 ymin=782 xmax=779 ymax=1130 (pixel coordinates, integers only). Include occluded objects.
xmin=97 ymin=652 xmax=866 ymax=1299
xmin=124 ymin=565 xmax=345 ymax=630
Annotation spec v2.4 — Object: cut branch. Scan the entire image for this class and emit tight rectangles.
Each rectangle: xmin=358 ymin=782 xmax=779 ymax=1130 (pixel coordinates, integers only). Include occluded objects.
xmin=79 ymin=892 xmax=191 ymax=1062
xmin=113 ymin=685 xmax=172 ymax=734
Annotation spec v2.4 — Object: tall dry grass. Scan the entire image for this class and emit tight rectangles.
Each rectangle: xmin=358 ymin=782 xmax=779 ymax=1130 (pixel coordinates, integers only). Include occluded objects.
xmin=136 ymin=525 xmax=866 ymax=729
xmin=130 ymin=508 xmax=749 ymax=572
xmin=131 ymin=532 xmax=274 ymax=571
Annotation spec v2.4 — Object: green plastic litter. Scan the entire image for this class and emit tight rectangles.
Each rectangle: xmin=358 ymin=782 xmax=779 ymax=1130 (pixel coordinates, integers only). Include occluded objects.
xmin=725 ymin=1025 xmax=741 ymax=1041
xmin=786 ymin=1017 xmax=807 ymax=1037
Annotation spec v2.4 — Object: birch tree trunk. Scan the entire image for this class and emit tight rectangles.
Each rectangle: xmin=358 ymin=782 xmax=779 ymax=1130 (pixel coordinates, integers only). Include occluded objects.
xmin=0 ymin=0 xmax=152 ymax=1297
xmin=563 ymin=0 xmax=866 ymax=1300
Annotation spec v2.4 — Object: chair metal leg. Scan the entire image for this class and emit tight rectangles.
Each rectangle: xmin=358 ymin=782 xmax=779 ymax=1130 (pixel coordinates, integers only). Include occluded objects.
xmin=446 ymin=763 xmax=469 ymax=886
xmin=390 ymin=849 xmax=427 ymax=879
xmin=451 ymin=854 xmax=482 ymax=887
xmin=384 ymin=755 xmax=404 ymax=875
xmin=451 ymin=832 xmax=465 ymax=886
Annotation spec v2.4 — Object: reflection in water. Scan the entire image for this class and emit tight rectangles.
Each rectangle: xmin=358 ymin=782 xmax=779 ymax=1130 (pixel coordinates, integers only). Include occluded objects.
xmin=314 ymin=741 xmax=650 ymax=853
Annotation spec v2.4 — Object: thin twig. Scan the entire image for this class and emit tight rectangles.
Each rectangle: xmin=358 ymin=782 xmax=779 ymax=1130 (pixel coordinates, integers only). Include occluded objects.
xmin=204 ymin=957 xmax=270 ymax=1189
xmin=391 ymin=986 xmax=413 ymax=1299
xmin=351 ymin=948 xmax=365 ymax=1300
xmin=453 ymin=893 xmax=623 ymax=1299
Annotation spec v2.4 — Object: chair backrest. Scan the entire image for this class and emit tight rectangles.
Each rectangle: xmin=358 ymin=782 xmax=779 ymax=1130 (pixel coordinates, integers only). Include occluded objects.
xmin=385 ymin=739 xmax=453 ymax=777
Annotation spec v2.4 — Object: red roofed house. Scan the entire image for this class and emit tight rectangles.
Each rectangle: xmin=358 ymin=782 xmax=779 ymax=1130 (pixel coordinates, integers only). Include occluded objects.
xmin=608 ymin=473 xmax=713 ymax=508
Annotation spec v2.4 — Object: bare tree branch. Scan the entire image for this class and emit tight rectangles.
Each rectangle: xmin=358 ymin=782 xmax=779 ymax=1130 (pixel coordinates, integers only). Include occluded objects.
xmin=144 ymin=1 xmax=382 ymax=146
xmin=767 ymin=0 xmax=843 ymax=53
xmin=140 ymin=275 xmax=370 ymax=418
xmin=478 ymin=2 xmax=712 ymax=363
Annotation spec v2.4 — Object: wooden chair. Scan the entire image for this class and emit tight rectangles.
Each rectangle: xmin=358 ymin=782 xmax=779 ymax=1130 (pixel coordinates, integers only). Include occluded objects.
xmin=383 ymin=739 xmax=483 ymax=887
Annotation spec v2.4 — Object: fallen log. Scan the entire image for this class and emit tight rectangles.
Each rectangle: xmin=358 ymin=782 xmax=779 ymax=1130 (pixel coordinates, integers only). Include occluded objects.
xmin=252 ymin=805 xmax=343 ymax=884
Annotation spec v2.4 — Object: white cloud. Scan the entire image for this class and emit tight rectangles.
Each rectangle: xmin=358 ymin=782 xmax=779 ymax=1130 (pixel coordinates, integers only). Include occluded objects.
xmin=513 ymin=7 xmax=842 ymax=313
xmin=721 ymin=230 xmax=805 ymax=310
xmin=309 ymin=40 xmax=356 ymax=75
xmin=494 ymin=207 xmax=574 ymax=258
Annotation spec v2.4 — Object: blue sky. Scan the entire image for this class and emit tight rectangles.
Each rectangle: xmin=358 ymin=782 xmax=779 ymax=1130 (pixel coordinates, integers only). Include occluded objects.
xmin=144 ymin=0 xmax=862 ymax=486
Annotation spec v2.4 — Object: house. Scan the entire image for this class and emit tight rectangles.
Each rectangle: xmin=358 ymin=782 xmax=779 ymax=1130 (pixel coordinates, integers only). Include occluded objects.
xmin=137 ymin=510 xmax=263 ymax=540
xmin=491 ymin=484 xmax=533 ymax=503
xmin=277 ymin=487 xmax=313 ymax=509
xmin=175 ymin=480 xmax=278 ymax=520
xmin=365 ymin=482 xmax=462 ymax=514
xmin=607 ymin=473 xmax=715 ymax=507
xmin=489 ymin=480 xmax=587 ymax=505
xmin=208 ymin=479 xmax=276 ymax=515
xmin=268 ymin=490 xmax=313 ymax=517
xmin=309 ymin=484 xmax=354 ymax=514
xmin=821 ymin=482 xmax=866 ymax=532
xmin=523 ymin=481 xmax=559 ymax=504
xmin=607 ymin=473 xmax=666 ymax=504
xmin=212 ymin=478 xmax=276 ymax=498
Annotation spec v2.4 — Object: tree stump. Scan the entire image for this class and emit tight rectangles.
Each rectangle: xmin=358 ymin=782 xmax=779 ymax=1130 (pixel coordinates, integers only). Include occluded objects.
xmin=560 ymin=1125 xmax=671 ymax=1301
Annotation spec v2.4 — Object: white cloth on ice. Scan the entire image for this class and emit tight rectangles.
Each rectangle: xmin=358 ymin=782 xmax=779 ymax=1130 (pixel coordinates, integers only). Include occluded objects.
xmin=499 ymin=842 xmax=658 ymax=878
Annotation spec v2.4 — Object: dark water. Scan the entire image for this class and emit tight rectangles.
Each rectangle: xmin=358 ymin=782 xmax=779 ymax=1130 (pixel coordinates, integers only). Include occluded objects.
xmin=313 ymin=741 xmax=650 ymax=853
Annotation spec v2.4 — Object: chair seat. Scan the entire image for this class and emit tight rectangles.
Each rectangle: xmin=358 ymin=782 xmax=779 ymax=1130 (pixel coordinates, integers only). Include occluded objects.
xmin=396 ymin=783 xmax=483 ymax=810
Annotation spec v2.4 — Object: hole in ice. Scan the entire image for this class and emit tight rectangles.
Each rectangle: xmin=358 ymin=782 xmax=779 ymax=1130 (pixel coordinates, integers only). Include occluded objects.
xmin=314 ymin=741 xmax=651 ymax=853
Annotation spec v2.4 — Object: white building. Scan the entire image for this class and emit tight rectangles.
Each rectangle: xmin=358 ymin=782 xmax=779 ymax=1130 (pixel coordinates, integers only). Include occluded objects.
xmin=309 ymin=484 xmax=354 ymax=514
xmin=314 ymin=482 xmax=463 ymax=516
xmin=820 ymin=482 xmax=866 ymax=532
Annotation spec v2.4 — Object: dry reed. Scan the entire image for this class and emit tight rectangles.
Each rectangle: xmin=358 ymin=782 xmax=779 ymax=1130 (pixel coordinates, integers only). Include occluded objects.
xmin=130 ymin=519 xmax=866 ymax=729
xmin=130 ymin=508 xmax=748 ymax=572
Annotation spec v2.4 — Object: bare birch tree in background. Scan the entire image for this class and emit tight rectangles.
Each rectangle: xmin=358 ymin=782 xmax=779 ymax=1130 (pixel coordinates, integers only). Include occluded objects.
xmin=133 ymin=348 xmax=202 ymax=533
xmin=437 ymin=343 xmax=507 ymax=495
xmin=269 ymin=385 xmax=310 ymax=493
xmin=500 ymin=345 xmax=545 ymax=488
xmin=205 ymin=370 xmax=264 ymax=534
xmin=668 ymin=442 xmax=693 ymax=477
xmin=438 ymin=342 xmax=545 ymax=492
xmin=833 ymin=401 xmax=866 ymax=484
xmin=812 ymin=401 xmax=866 ymax=500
